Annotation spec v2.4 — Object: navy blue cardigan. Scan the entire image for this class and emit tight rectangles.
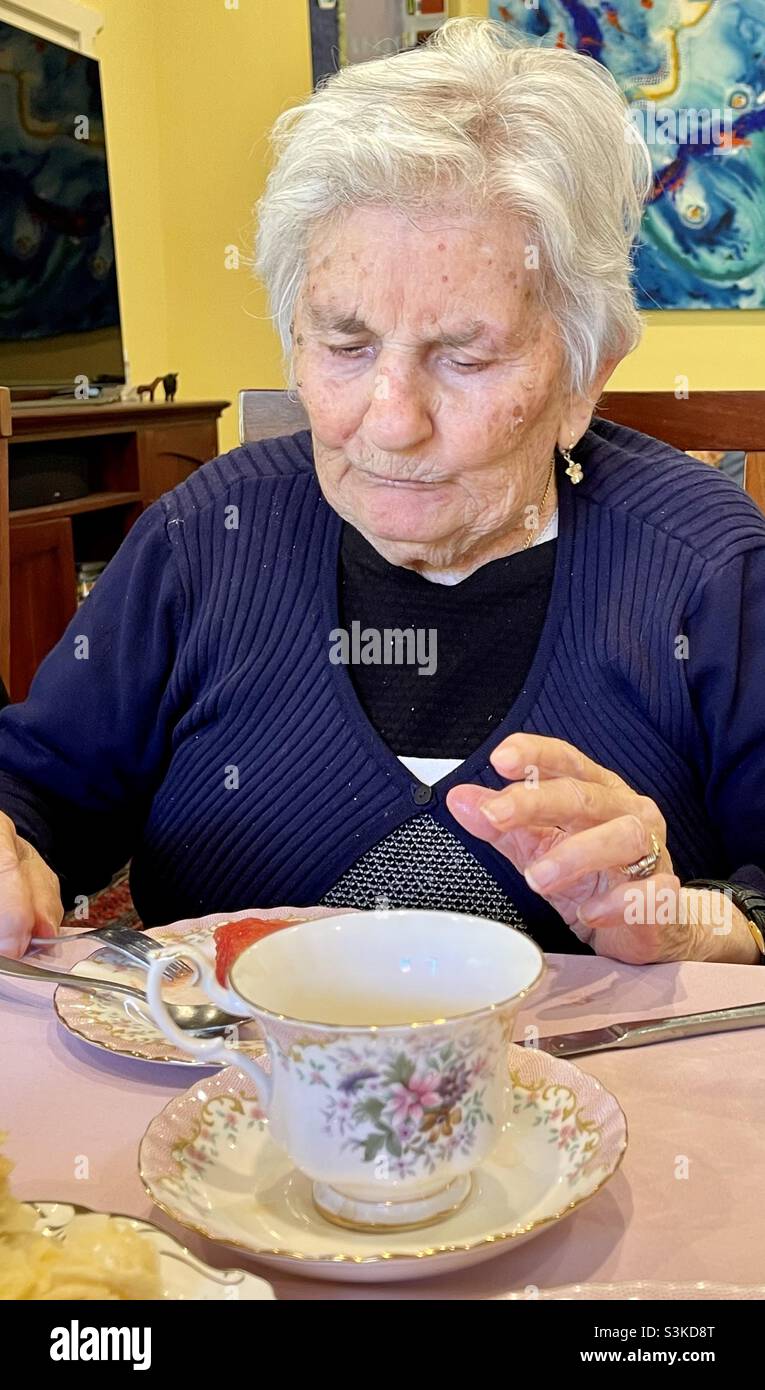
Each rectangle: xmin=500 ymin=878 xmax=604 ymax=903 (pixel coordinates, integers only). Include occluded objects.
xmin=0 ymin=419 xmax=763 ymax=952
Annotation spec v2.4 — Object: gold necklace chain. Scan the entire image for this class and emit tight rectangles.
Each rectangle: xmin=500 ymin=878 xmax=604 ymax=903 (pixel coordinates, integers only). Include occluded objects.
xmin=522 ymin=455 xmax=556 ymax=552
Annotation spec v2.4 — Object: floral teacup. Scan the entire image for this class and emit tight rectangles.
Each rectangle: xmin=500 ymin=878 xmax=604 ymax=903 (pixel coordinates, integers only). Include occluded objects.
xmin=145 ymin=909 xmax=544 ymax=1232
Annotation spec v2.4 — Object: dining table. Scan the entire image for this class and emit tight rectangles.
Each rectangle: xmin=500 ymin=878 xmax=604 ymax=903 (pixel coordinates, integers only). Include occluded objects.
xmin=2 ymin=933 xmax=765 ymax=1302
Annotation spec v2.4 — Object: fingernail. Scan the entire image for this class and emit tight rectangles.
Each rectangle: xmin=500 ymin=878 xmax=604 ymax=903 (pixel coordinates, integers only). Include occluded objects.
xmin=576 ymin=906 xmax=595 ymax=926
xmin=481 ymin=801 xmax=510 ymax=825
xmin=526 ymin=859 xmax=558 ymax=890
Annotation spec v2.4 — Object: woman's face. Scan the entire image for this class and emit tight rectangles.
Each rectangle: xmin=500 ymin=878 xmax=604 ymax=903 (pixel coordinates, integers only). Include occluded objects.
xmin=291 ymin=204 xmax=572 ymax=571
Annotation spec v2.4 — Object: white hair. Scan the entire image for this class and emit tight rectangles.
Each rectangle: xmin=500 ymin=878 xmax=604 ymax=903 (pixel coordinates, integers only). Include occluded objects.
xmin=253 ymin=17 xmax=652 ymax=398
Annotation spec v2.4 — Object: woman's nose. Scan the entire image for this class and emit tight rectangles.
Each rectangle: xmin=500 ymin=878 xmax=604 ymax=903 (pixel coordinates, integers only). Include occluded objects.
xmin=361 ymin=358 xmax=433 ymax=452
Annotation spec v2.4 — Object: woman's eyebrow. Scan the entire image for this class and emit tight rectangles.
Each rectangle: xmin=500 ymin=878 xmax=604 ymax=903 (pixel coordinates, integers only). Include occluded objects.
xmin=305 ymin=304 xmax=503 ymax=348
xmin=306 ymin=305 xmax=369 ymax=335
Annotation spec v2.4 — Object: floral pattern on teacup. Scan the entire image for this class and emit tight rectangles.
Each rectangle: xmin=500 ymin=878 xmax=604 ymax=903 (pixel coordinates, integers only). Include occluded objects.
xmin=272 ymin=1028 xmax=497 ymax=1179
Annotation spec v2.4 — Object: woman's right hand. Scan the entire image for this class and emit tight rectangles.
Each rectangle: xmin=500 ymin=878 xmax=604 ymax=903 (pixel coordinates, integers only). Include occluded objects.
xmin=0 ymin=813 xmax=64 ymax=957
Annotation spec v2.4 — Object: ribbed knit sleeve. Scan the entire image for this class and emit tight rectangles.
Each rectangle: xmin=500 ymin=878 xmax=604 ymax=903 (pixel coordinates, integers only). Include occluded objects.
xmin=0 ymin=502 xmax=185 ymax=907
xmin=684 ymin=543 xmax=765 ymax=893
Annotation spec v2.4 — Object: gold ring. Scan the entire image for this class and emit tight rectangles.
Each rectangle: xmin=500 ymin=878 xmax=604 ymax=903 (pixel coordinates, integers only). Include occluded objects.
xmin=619 ymin=830 xmax=662 ymax=881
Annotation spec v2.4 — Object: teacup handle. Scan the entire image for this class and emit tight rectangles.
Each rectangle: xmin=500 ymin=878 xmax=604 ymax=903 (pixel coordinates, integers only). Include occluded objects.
xmin=144 ymin=945 xmax=273 ymax=1106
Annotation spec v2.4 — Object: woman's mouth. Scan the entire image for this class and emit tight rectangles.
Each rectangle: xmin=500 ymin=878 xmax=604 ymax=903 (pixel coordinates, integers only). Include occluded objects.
xmin=359 ymin=471 xmax=443 ymax=489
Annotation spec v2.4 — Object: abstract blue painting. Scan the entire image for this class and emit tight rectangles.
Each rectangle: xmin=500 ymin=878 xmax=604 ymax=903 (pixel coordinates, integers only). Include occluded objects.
xmin=489 ymin=1 xmax=765 ymax=308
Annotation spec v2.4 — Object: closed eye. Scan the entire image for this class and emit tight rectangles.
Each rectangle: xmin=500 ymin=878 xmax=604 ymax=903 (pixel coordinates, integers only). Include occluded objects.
xmin=328 ymin=344 xmax=370 ymax=358
xmin=328 ymin=345 xmax=490 ymax=373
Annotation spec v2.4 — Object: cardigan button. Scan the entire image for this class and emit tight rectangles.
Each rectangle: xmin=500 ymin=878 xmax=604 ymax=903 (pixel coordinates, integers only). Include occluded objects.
xmin=411 ymin=782 xmax=433 ymax=806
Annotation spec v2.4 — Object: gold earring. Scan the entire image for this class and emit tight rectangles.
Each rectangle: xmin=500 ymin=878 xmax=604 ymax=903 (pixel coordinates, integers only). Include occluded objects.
xmin=561 ymin=434 xmax=583 ymax=484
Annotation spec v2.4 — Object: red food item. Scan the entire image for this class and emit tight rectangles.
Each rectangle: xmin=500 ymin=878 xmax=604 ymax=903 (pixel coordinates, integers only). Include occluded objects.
xmin=214 ymin=917 xmax=297 ymax=987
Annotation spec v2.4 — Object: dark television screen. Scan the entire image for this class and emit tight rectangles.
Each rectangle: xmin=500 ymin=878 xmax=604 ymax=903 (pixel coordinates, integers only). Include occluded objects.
xmin=0 ymin=20 xmax=125 ymax=392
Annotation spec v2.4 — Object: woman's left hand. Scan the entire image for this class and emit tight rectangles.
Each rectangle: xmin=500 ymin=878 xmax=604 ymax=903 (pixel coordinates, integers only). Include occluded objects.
xmin=446 ymin=732 xmax=698 ymax=965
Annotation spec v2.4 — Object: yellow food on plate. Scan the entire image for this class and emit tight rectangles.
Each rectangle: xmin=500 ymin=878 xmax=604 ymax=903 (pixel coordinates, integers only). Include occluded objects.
xmin=0 ymin=1136 xmax=161 ymax=1300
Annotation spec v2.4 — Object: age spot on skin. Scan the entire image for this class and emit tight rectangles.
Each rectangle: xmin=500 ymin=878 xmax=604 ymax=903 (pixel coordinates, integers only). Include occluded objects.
xmin=485 ymin=403 xmax=508 ymax=430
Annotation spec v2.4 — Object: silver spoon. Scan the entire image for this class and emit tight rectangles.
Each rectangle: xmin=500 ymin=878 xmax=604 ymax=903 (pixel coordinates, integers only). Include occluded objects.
xmin=0 ymin=955 xmax=252 ymax=1035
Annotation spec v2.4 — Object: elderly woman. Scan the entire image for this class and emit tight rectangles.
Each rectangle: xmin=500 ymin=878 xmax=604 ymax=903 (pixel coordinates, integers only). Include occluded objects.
xmin=1 ymin=18 xmax=764 ymax=966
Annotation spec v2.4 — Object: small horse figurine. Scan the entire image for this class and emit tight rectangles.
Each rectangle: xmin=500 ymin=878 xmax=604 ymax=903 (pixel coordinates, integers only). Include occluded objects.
xmin=136 ymin=372 xmax=179 ymax=403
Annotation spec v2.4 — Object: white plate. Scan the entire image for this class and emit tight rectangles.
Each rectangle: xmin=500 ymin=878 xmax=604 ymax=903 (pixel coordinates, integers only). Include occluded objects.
xmin=29 ymin=1201 xmax=275 ymax=1300
xmin=138 ymin=1043 xmax=628 ymax=1283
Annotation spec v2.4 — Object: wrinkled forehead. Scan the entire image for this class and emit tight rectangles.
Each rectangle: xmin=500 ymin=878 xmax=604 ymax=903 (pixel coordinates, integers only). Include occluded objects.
xmin=298 ymin=204 xmax=540 ymax=345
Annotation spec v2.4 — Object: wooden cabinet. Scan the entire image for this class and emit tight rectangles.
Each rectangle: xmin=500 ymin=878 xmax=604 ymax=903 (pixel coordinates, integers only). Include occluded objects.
xmin=137 ymin=421 xmax=221 ymax=506
xmin=5 ymin=398 xmax=229 ymax=701
xmin=9 ymin=518 xmax=77 ymax=702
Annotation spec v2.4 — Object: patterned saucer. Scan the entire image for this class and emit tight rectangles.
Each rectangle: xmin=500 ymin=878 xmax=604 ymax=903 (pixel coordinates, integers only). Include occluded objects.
xmin=29 ymin=1201 xmax=275 ymax=1300
xmin=52 ymin=907 xmax=347 ymax=1066
xmin=52 ymin=922 xmax=265 ymax=1066
xmin=139 ymin=1044 xmax=628 ymax=1283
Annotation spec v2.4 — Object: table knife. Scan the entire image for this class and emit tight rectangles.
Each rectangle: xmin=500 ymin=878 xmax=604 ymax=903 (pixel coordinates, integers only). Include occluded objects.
xmin=533 ymin=1001 xmax=765 ymax=1058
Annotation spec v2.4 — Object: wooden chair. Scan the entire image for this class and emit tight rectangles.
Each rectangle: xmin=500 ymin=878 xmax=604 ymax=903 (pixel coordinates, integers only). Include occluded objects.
xmin=597 ymin=391 xmax=765 ymax=514
xmin=238 ymin=389 xmax=308 ymax=446
xmin=239 ymin=387 xmax=765 ymax=514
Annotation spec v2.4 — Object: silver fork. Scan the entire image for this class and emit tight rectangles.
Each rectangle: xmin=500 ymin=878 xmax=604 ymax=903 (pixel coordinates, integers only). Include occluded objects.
xmin=28 ymin=924 xmax=193 ymax=982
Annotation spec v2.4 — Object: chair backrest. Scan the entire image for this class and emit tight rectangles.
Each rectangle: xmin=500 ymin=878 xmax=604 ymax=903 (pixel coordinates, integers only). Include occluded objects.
xmin=239 ymin=387 xmax=765 ymax=514
xmin=238 ymin=389 xmax=309 ymax=446
xmin=597 ymin=391 xmax=765 ymax=514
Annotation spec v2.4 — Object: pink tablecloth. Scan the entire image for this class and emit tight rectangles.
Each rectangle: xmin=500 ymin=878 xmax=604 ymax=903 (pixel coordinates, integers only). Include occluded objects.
xmin=2 ymin=943 xmax=765 ymax=1300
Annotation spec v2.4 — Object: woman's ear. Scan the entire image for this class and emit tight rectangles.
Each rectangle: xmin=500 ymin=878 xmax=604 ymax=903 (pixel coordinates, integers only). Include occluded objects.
xmin=558 ymin=356 xmax=622 ymax=450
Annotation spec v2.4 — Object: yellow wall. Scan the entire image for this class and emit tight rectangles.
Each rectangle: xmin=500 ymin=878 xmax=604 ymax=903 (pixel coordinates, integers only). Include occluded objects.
xmin=85 ymin=0 xmax=312 ymax=454
xmin=82 ymin=0 xmax=169 ymax=402
xmin=612 ymin=311 xmax=765 ymax=392
xmin=85 ymin=0 xmax=764 ymax=459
